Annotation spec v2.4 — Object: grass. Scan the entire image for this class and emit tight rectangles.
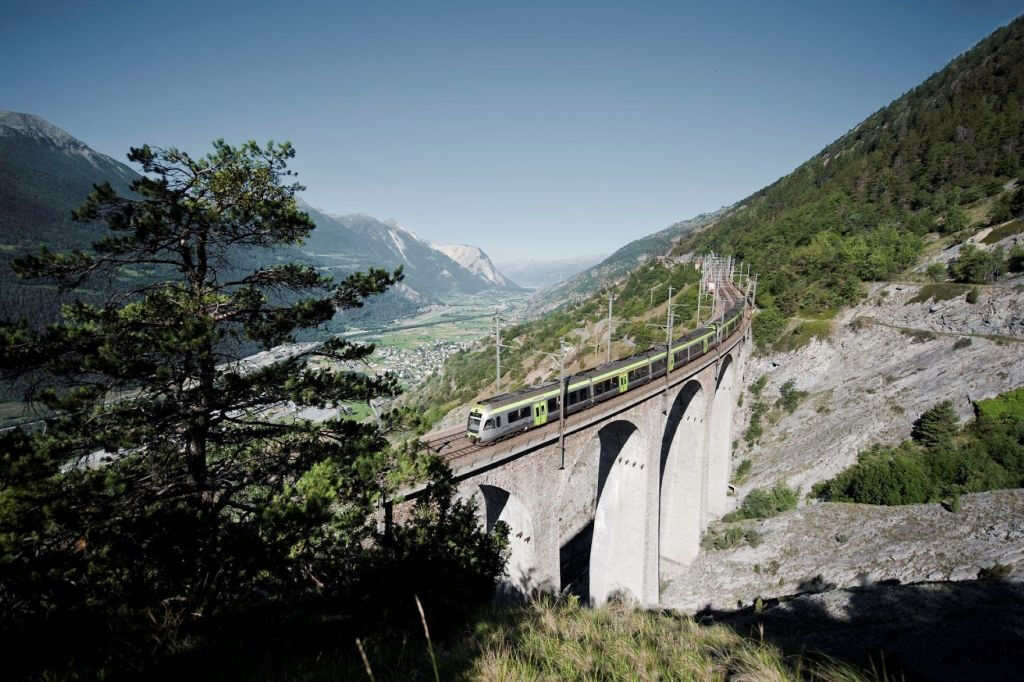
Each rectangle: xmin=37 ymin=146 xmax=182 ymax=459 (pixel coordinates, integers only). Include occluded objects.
xmin=976 ymin=386 xmax=1024 ymax=421
xmin=981 ymin=219 xmax=1024 ymax=244
xmin=899 ymin=328 xmax=937 ymax=344
xmin=907 ymin=283 xmax=970 ymax=304
xmin=775 ymin=318 xmax=832 ymax=352
xmin=424 ymin=599 xmax=880 ymax=681
xmin=146 ymin=598 xmax=886 ymax=681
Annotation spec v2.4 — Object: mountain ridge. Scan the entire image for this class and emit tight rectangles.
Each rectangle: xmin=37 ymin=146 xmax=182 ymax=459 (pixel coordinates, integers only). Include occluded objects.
xmin=0 ymin=112 xmax=518 ymax=327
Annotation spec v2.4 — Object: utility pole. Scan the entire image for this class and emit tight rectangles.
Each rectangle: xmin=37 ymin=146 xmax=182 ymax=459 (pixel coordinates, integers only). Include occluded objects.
xmin=558 ymin=337 xmax=567 ymax=470
xmin=665 ymin=286 xmax=674 ymax=396
xmin=606 ymin=290 xmax=614 ymax=364
xmin=494 ymin=312 xmax=504 ymax=393
xmin=537 ymin=339 xmax=569 ymax=470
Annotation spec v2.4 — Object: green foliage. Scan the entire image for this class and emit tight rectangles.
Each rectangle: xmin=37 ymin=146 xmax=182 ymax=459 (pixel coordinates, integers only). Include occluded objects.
xmin=982 ymin=219 xmax=1024 ymax=244
xmin=1009 ymin=243 xmax=1024 ymax=272
xmin=814 ymin=390 xmax=1024 ymax=505
xmin=908 ymin=282 xmax=969 ymax=303
xmin=777 ymin=379 xmax=807 ymax=413
xmin=925 ymin=262 xmax=948 ymax=282
xmin=954 ymin=337 xmax=973 ymax=350
xmin=911 ymin=400 xmax=959 ymax=449
xmin=976 ymin=386 xmax=1024 ymax=421
xmin=750 ymin=374 xmax=768 ymax=397
xmin=701 ymin=525 xmax=762 ymax=551
xmin=949 ymin=244 xmax=1006 ymax=283
xmin=745 ymin=400 xmax=767 ymax=445
xmin=0 ymin=141 xmax=505 ymax=675
xmin=732 ymin=458 xmax=753 ymax=485
xmin=774 ymin=318 xmax=832 ymax=352
xmin=724 ymin=483 xmax=799 ymax=521
xmin=967 ymin=286 xmax=981 ymax=303
xmin=674 ymin=17 xmax=1024 ymax=346
xmin=943 ymin=203 xmax=970 ymax=233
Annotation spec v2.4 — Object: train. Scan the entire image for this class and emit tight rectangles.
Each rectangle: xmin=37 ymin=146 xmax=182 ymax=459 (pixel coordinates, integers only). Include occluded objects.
xmin=466 ymin=303 xmax=745 ymax=444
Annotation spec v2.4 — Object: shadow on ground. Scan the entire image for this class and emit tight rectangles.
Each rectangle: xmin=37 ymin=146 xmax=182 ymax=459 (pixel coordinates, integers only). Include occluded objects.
xmin=695 ymin=576 xmax=1024 ymax=681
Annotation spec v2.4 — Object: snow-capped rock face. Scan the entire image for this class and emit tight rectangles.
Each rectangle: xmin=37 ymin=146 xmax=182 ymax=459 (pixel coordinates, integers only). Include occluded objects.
xmin=434 ymin=243 xmax=520 ymax=289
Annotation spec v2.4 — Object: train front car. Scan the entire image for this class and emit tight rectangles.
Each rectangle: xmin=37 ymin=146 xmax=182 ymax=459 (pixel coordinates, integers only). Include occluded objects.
xmin=467 ymin=405 xmax=487 ymax=441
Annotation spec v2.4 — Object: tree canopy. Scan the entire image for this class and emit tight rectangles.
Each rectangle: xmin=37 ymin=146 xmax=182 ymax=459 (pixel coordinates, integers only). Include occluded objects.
xmin=0 ymin=140 xmax=506 ymax=676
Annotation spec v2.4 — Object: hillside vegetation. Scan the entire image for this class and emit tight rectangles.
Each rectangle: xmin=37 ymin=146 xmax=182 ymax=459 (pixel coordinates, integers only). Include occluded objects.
xmin=813 ymin=388 xmax=1024 ymax=505
xmin=675 ymin=16 xmax=1024 ymax=345
xmin=403 ymin=259 xmax=704 ymax=429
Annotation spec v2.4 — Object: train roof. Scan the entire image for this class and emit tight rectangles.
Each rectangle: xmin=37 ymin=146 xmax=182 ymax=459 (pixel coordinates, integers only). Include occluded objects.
xmin=477 ymin=380 xmax=559 ymax=408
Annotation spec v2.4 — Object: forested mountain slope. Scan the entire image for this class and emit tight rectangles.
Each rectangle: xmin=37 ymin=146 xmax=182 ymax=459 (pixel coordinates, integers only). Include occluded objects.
xmin=675 ymin=15 xmax=1024 ymax=344
xmin=0 ymin=112 xmax=516 ymax=327
xmin=543 ymin=207 xmax=727 ymax=303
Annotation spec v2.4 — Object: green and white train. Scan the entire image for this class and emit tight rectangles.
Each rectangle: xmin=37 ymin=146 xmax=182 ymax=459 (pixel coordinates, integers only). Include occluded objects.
xmin=467 ymin=304 xmax=744 ymax=444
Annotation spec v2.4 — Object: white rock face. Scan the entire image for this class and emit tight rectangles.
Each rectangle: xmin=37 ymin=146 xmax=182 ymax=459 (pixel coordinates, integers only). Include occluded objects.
xmin=434 ymin=243 xmax=519 ymax=289
xmin=734 ymin=279 xmax=1024 ymax=495
xmin=661 ymin=278 xmax=1024 ymax=611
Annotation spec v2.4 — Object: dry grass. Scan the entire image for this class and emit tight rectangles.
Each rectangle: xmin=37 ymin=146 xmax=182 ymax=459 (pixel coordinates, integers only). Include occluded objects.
xmin=452 ymin=598 xmax=882 ymax=681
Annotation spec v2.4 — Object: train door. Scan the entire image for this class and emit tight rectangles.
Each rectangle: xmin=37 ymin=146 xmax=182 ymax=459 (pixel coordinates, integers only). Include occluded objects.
xmin=618 ymin=374 xmax=628 ymax=393
xmin=533 ymin=401 xmax=547 ymax=426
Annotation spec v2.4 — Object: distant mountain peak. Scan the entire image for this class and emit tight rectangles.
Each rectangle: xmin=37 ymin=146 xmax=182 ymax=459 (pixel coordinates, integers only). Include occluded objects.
xmin=433 ymin=242 xmax=521 ymax=290
xmin=0 ymin=110 xmax=91 ymax=153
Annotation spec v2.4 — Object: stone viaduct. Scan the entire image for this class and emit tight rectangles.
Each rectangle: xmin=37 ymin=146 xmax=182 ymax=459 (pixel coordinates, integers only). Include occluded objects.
xmin=405 ymin=307 xmax=754 ymax=607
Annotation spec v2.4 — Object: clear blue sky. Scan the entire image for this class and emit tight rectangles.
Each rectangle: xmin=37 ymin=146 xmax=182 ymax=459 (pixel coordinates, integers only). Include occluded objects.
xmin=3 ymin=1 xmax=1022 ymax=261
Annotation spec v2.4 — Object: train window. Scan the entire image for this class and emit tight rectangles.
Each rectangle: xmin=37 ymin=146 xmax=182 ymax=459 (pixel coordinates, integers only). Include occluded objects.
xmin=547 ymin=397 xmax=559 ymax=412
xmin=568 ymin=387 xmax=590 ymax=405
xmin=652 ymin=358 xmax=666 ymax=372
xmin=628 ymin=366 xmax=649 ymax=382
xmin=484 ymin=418 xmax=494 ymax=429
xmin=508 ymin=406 xmax=530 ymax=422
xmin=468 ymin=415 xmax=481 ymax=432
xmin=594 ymin=378 xmax=614 ymax=396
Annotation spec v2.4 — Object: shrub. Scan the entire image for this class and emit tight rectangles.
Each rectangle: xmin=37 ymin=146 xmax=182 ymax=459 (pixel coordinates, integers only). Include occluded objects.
xmin=701 ymin=526 xmax=762 ymax=551
xmin=978 ymin=564 xmax=1013 ymax=581
xmin=967 ymin=286 xmax=980 ymax=303
xmin=954 ymin=337 xmax=972 ymax=350
xmin=724 ymin=484 xmax=799 ymax=521
xmin=777 ymin=379 xmax=807 ymax=413
xmin=949 ymin=244 xmax=1005 ymax=283
xmin=925 ymin=262 xmax=947 ymax=282
xmin=744 ymin=401 xmax=767 ymax=445
xmin=901 ymin=328 xmax=936 ymax=343
xmin=732 ymin=459 xmax=752 ymax=485
xmin=749 ymin=374 xmax=768 ymax=397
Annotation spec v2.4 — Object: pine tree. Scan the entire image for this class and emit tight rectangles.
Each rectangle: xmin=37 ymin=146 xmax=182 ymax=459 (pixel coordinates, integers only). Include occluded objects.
xmin=0 ymin=140 xmax=424 ymax=622
xmin=911 ymin=400 xmax=960 ymax=450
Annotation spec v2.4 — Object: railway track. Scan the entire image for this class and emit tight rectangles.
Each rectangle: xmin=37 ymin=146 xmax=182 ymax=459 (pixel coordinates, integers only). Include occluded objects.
xmin=417 ymin=279 xmax=750 ymax=470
